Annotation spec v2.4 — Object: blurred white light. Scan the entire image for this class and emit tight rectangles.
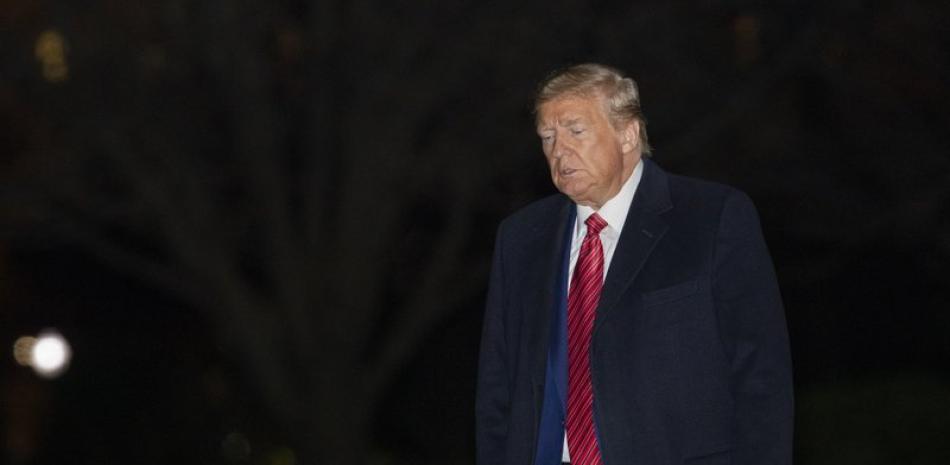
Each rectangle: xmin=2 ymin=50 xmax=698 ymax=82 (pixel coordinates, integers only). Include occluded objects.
xmin=30 ymin=331 xmax=71 ymax=378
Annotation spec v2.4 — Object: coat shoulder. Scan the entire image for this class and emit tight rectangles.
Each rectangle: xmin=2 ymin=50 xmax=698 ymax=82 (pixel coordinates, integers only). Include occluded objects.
xmin=497 ymin=193 xmax=568 ymax=239
xmin=664 ymin=171 xmax=754 ymax=213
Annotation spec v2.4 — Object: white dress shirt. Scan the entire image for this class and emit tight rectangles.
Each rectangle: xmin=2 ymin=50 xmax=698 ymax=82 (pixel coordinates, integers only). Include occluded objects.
xmin=562 ymin=159 xmax=643 ymax=462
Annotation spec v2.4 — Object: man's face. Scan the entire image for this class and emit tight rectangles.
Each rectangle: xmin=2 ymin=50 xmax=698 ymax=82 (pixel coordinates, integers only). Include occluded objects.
xmin=537 ymin=94 xmax=640 ymax=209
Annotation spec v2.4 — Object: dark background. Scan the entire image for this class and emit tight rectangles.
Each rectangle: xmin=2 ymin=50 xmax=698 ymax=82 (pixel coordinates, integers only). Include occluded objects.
xmin=2 ymin=1 xmax=949 ymax=464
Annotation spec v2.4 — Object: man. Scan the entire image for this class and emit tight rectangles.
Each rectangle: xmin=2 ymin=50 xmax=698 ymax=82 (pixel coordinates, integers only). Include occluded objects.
xmin=476 ymin=64 xmax=793 ymax=465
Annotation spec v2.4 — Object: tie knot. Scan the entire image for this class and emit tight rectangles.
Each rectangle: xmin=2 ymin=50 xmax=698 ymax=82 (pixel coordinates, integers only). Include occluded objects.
xmin=585 ymin=213 xmax=607 ymax=236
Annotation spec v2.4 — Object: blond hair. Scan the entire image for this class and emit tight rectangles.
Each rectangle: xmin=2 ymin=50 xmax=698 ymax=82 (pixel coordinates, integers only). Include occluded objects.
xmin=535 ymin=63 xmax=652 ymax=155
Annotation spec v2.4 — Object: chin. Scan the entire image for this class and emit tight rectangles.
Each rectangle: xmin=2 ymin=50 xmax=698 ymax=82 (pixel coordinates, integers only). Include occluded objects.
xmin=565 ymin=193 xmax=593 ymax=206
xmin=558 ymin=183 xmax=588 ymax=201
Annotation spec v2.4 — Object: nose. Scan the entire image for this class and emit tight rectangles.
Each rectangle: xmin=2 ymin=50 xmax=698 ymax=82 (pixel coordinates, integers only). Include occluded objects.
xmin=551 ymin=136 xmax=567 ymax=159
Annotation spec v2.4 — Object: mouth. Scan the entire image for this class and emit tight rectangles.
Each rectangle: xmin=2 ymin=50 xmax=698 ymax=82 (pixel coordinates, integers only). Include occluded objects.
xmin=559 ymin=168 xmax=578 ymax=176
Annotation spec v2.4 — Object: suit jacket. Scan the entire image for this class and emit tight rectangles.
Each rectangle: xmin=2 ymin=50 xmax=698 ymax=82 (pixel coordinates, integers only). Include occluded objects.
xmin=476 ymin=159 xmax=793 ymax=465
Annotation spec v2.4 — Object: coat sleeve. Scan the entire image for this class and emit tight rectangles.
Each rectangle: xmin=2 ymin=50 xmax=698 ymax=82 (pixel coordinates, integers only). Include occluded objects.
xmin=712 ymin=191 xmax=794 ymax=465
xmin=475 ymin=222 xmax=511 ymax=465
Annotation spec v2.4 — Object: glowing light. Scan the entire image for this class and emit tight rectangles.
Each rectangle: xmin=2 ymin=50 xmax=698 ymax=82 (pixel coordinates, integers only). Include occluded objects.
xmin=13 ymin=336 xmax=36 ymax=366
xmin=34 ymin=29 xmax=69 ymax=82
xmin=29 ymin=331 xmax=71 ymax=378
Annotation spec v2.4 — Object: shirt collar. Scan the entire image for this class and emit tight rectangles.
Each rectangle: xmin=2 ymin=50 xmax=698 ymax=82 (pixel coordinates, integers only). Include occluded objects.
xmin=575 ymin=158 xmax=643 ymax=238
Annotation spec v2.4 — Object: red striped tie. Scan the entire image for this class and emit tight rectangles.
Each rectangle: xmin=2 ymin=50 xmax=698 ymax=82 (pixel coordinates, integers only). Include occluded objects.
xmin=566 ymin=213 xmax=607 ymax=465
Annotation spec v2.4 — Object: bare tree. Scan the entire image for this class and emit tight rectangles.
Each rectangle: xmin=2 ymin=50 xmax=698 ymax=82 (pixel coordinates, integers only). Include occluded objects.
xmin=2 ymin=1 xmax=530 ymax=463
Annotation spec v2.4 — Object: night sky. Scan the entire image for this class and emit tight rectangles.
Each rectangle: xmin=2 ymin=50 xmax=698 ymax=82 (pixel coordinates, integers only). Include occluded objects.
xmin=2 ymin=1 xmax=949 ymax=464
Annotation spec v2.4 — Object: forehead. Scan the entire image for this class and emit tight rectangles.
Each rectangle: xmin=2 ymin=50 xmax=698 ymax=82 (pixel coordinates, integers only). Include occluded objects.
xmin=537 ymin=94 xmax=609 ymax=127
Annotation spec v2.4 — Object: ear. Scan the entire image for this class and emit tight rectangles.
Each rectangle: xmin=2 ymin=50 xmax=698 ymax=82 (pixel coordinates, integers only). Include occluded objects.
xmin=620 ymin=120 xmax=640 ymax=154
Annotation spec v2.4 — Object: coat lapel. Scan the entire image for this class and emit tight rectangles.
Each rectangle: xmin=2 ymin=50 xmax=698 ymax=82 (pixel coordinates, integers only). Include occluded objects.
xmin=521 ymin=197 xmax=574 ymax=385
xmin=595 ymin=159 xmax=673 ymax=334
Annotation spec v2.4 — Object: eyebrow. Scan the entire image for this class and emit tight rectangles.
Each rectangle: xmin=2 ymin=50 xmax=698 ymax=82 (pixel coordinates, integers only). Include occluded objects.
xmin=538 ymin=117 xmax=586 ymax=133
xmin=560 ymin=117 xmax=585 ymax=126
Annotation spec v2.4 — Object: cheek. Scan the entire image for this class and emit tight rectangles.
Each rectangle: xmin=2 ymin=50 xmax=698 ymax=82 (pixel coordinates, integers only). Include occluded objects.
xmin=589 ymin=147 xmax=615 ymax=172
xmin=546 ymin=159 xmax=560 ymax=181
